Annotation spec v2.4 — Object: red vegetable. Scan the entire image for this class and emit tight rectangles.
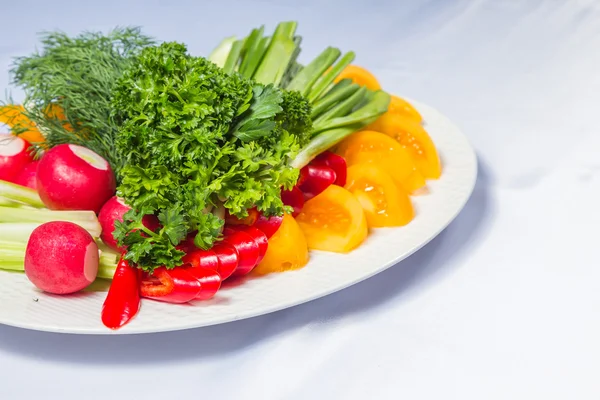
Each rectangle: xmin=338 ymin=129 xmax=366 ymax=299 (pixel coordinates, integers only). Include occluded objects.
xmin=281 ymin=186 xmax=304 ymax=217
xmin=182 ymin=249 xmax=219 ymax=271
xmin=225 ymin=208 xmax=259 ymax=226
xmin=14 ymin=160 xmax=39 ymax=189
xmin=212 ymin=242 xmax=238 ymax=280
xmin=222 ymin=229 xmax=260 ymax=277
xmin=0 ymin=134 xmax=33 ymax=183
xmin=188 ymin=266 xmax=222 ymax=300
xmin=140 ymin=267 xmax=202 ymax=304
xmin=297 ymin=164 xmax=337 ymax=200
xmin=253 ymin=214 xmax=283 ymax=239
xmin=101 ymin=258 xmax=141 ymax=330
xmin=228 ymin=225 xmax=268 ymax=264
xmin=312 ymin=151 xmax=347 ymax=186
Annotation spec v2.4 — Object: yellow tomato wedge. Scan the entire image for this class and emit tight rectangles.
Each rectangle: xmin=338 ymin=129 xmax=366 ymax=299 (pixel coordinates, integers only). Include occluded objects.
xmin=367 ymin=113 xmax=441 ymax=179
xmin=334 ymin=130 xmax=426 ymax=194
xmin=333 ymin=64 xmax=381 ymax=91
xmin=0 ymin=105 xmax=45 ymax=144
xmin=388 ymin=95 xmax=423 ymax=123
xmin=296 ymin=185 xmax=368 ymax=253
xmin=345 ymin=163 xmax=414 ymax=227
xmin=253 ymin=214 xmax=309 ymax=275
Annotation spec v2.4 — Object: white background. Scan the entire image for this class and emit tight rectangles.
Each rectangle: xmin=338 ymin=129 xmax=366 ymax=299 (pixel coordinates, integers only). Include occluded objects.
xmin=1 ymin=0 xmax=599 ymax=398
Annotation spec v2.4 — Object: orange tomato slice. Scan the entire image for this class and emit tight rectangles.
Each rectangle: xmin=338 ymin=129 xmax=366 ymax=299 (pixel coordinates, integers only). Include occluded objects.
xmin=253 ymin=214 xmax=309 ymax=275
xmin=345 ymin=163 xmax=414 ymax=227
xmin=334 ymin=130 xmax=426 ymax=194
xmin=366 ymin=113 xmax=441 ymax=179
xmin=296 ymin=185 xmax=368 ymax=253
xmin=333 ymin=65 xmax=381 ymax=91
xmin=376 ymin=94 xmax=423 ymax=124
xmin=0 ymin=105 xmax=45 ymax=144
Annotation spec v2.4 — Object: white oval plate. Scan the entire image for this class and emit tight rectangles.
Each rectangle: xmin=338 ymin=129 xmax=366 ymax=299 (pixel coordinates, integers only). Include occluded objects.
xmin=0 ymin=100 xmax=477 ymax=335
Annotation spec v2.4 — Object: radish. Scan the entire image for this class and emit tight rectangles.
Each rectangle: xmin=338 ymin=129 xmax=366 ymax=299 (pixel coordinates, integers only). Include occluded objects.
xmin=36 ymin=144 xmax=116 ymax=213
xmin=98 ymin=196 xmax=160 ymax=252
xmin=14 ymin=161 xmax=39 ymax=189
xmin=0 ymin=134 xmax=33 ymax=182
xmin=24 ymin=221 xmax=99 ymax=294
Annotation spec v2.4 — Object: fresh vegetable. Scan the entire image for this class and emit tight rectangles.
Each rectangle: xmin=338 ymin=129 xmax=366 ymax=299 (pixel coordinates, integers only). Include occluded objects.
xmin=311 ymin=151 xmax=347 ymax=186
xmin=36 ymin=144 xmax=116 ymax=213
xmin=222 ymin=229 xmax=261 ymax=277
xmin=296 ymin=185 xmax=368 ymax=253
xmin=211 ymin=242 xmax=239 ymax=280
xmin=14 ymin=161 xmax=39 ymax=189
xmin=333 ymin=64 xmax=381 ymax=90
xmin=344 ymin=164 xmax=414 ymax=227
xmin=113 ymin=42 xmax=310 ymax=272
xmin=0 ymin=105 xmax=45 ymax=145
xmin=385 ymin=95 xmax=423 ymax=124
xmin=140 ymin=267 xmax=202 ymax=304
xmin=10 ymin=28 xmax=154 ymax=172
xmin=281 ymin=186 xmax=304 ymax=217
xmin=101 ymin=258 xmax=141 ymax=330
xmin=0 ymin=179 xmax=44 ymax=208
xmin=98 ymin=196 xmax=159 ymax=252
xmin=366 ymin=114 xmax=441 ymax=179
xmin=187 ymin=266 xmax=222 ymax=300
xmin=24 ymin=221 xmax=99 ymax=294
xmin=253 ymin=213 xmax=309 ymax=275
xmin=297 ymin=164 xmax=337 ymax=200
xmin=253 ymin=214 xmax=284 ymax=239
xmin=0 ymin=134 xmax=33 ymax=182
xmin=182 ymin=249 xmax=219 ymax=271
xmin=227 ymin=225 xmax=269 ymax=265
xmin=334 ymin=130 xmax=426 ymax=193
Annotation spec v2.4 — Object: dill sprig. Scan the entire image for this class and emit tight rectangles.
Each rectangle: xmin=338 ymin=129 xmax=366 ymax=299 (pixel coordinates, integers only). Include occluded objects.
xmin=10 ymin=27 xmax=154 ymax=174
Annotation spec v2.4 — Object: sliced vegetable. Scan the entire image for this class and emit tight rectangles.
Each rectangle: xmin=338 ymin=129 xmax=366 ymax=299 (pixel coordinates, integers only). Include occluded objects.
xmin=0 ymin=134 xmax=33 ymax=182
xmin=37 ymin=144 xmax=116 ymax=213
xmin=14 ymin=161 xmax=39 ymax=189
xmin=101 ymin=258 xmax=141 ymax=330
xmin=140 ymin=267 xmax=202 ymax=304
xmin=0 ymin=179 xmax=44 ymax=208
xmin=311 ymin=151 xmax=347 ymax=186
xmin=227 ymin=225 xmax=268 ymax=264
xmin=333 ymin=64 xmax=381 ymax=90
xmin=335 ymin=130 xmax=426 ymax=193
xmin=281 ymin=186 xmax=305 ymax=217
xmin=182 ymin=249 xmax=219 ymax=271
xmin=253 ymin=214 xmax=284 ymax=239
xmin=0 ymin=105 xmax=45 ymax=144
xmin=297 ymin=164 xmax=337 ymax=200
xmin=187 ymin=266 xmax=222 ymax=300
xmin=212 ymin=242 xmax=239 ymax=280
xmin=24 ymin=221 xmax=99 ymax=294
xmin=222 ymin=230 xmax=260 ymax=277
xmin=296 ymin=185 xmax=368 ymax=253
xmin=366 ymin=114 xmax=441 ymax=179
xmin=344 ymin=163 xmax=414 ymax=227
xmin=387 ymin=95 xmax=423 ymax=123
xmin=254 ymin=213 xmax=309 ymax=275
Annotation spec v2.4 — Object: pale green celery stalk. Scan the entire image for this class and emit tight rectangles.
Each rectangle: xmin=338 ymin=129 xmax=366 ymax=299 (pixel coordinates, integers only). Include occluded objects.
xmin=238 ymin=26 xmax=267 ymax=78
xmin=307 ymin=51 xmax=355 ymax=103
xmin=313 ymin=86 xmax=368 ymax=128
xmin=208 ymin=36 xmax=237 ymax=68
xmin=0 ymin=196 xmax=30 ymax=208
xmin=223 ymin=39 xmax=245 ymax=74
xmin=311 ymin=82 xmax=360 ymax=119
xmin=0 ymin=207 xmax=101 ymax=236
xmin=0 ymin=220 xmax=102 ymax=242
xmin=286 ymin=47 xmax=341 ymax=95
xmin=0 ymin=180 xmax=44 ymax=208
xmin=291 ymin=124 xmax=363 ymax=169
xmin=312 ymin=91 xmax=391 ymax=134
xmin=252 ymin=21 xmax=298 ymax=85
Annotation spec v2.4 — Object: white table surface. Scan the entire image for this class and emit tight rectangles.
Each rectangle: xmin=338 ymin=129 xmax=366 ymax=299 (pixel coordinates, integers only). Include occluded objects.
xmin=1 ymin=1 xmax=599 ymax=399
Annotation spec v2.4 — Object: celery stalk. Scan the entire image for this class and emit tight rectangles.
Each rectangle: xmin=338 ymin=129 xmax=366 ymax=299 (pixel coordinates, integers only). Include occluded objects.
xmin=223 ymin=39 xmax=245 ymax=74
xmin=0 ymin=180 xmax=44 ymax=208
xmin=208 ymin=36 xmax=237 ymax=68
xmin=252 ymin=21 xmax=298 ymax=85
xmin=0 ymin=221 xmax=102 ymax=241
xmin=239 ymin=26 xmax=267 ymax=78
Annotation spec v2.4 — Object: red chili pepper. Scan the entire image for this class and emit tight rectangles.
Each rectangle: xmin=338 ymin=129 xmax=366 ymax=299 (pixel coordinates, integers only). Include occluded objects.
xmin=253 ymin=214 xmax=283 ymax=239
xmin=281 ymin=186 xmax=305 ymax=217
xmin=188 ymin=266 xmax=222 ymax=300
xmin=312 ymin=151 xmax=347 ymax=187
xmin=297 ymin=164 xmax=337 ymax=200
xmin=228 ymin=225 xmax=268 ymax=264
xmin=140 ymin=267 xmax=202 ymax=304
xmin=182 ymin=249 xmax=219 ymax=271
xmin=212 ymin=242 xmax=239 ymax=280
xmin=222 ymin=229 xmax=260 ymax=277
xmin=101 ymin=258 xmax=141 ymax=330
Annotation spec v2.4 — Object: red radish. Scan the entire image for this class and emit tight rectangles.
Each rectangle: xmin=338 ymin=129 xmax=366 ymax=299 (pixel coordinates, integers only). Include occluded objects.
xmin=14 ymin=161 xmax=39 ymax=189
xmin=98 ymin=196 xmax=159 ymax=252
xmin=36 ymin=144 xmax=116 ymax=213
xmin=0 ymin=134 xmax=33 ymax=182
xmin=24 ymin=221 xmax=99 ymax=295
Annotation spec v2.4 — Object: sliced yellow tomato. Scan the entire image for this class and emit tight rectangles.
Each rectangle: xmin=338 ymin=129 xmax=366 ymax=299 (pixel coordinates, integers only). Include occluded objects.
xmin=388 ymin=95 xmax=423 ymax=123
xmin=296 ymin=185 xmax=368 ymax=253
xmin=253 ymin=214 xmax=309 ymax=275
xmin=333 ymin=64 xmax=381 ymax=91
xmin=334 ymin=130 xmax=426 ymax=194
xmin=366 ymin=113 xmax=441 ymax=179
xmin=345 ymin=163 xmax=414 ymax=227
xmin=0 ymin=105 xmax=45 ymax=144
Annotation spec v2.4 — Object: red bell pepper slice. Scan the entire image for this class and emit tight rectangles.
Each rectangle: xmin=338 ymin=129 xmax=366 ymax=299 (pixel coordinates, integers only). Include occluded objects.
xmin=312 ymin=151 xmax=347 ymax=187
xmin=297 ymin=164 xmax=337 ymax=200
xmin=212 ymin=242 xmax=239 ymax=280
xmin=101 ymin=258 xmax=141 ymax=330
xmin=253 ymin=214 xmax=283 ymax=239
xmin=225 ymin=208 xmax=260 ymax=226
xmin=228 ymin=225 xmax=268 ymax=264
xmin=222 ymin=229 xmax=260 ymax=277
xmin=281 ymin=186 xmax=305 ymax=217
xmin=140 ymin=267 xmax=202 ymax=304
xmin=182 ymin=249 xmax=219 ymax=271
xmin=188 ymin=266 xmax=222 ymax=300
